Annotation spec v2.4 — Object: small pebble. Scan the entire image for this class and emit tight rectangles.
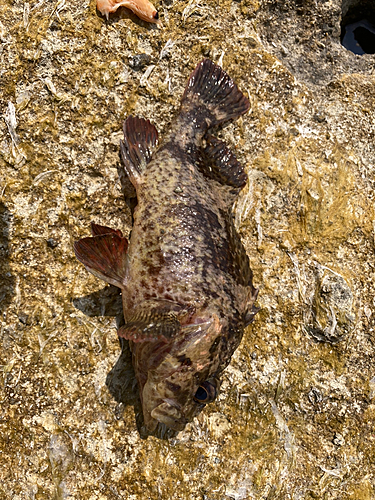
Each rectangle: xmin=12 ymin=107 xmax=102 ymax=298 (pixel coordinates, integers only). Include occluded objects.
xmin=333 ymin=433 xmax=345 ymax=446
xmin=47 ymin=238 xmax=58 ymax=249
xmin=129 ymin=54 xmax=152 ymax=71
xmin=18 ymin=313 xmax=29 ymax=325
xmin=313 ymin=111 xmax=326 ymax=123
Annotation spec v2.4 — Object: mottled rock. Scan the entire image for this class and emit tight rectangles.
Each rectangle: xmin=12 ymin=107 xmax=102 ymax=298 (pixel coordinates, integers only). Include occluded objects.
xmin=1 ymin=0 xmax=375 ymax=498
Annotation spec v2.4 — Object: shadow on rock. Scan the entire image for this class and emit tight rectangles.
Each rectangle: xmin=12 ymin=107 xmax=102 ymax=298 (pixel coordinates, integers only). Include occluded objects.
xmin=73 ymin=286 xmax=138 ymax=420
xmin=73 ymin=284 xmax=123 ymax=318
xmin=106 ymin=336 xmax=179 ymax=440
xmin=105 ymin=337 xmax=140 ymax=419
xmin=0 ymin=202 xmax=14 ymax=312
xmin=73 ymin=285 xmax=176 ymax=438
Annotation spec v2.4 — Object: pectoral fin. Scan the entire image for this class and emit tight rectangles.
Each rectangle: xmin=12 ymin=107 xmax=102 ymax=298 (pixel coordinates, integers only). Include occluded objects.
xmin=245 ymin=304 xmax=260 ymax=326
xmin=118 ymin=307 xmax=181 ymax=343
xmin=74 ymin=230 xmax=128 ymax=288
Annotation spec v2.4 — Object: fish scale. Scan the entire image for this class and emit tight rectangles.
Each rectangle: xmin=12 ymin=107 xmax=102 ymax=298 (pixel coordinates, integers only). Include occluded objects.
xmin=74 ymin=59 xmax=259 ymax=432
xmin=133 ymin=153 xmax=230 ymax=295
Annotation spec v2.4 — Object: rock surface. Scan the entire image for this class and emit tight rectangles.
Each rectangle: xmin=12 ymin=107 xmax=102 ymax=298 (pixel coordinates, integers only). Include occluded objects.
xmin=1 ymin=0 xmax=374 ymax=498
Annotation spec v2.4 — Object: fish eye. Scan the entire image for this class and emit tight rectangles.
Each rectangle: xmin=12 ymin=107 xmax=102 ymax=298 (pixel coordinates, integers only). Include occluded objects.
xmin=193 ymin=380 xmax=217 ymax=403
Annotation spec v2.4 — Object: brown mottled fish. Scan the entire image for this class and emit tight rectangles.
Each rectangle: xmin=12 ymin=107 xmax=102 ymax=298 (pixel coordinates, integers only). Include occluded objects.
xmin=74 ymin=59 xmax=259 ymax=431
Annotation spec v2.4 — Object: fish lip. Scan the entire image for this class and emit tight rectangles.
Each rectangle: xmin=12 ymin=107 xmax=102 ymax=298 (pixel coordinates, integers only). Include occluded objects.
xmin=162 ymin=398 xmax=182 ymax=410
xmin=150 ymin=400 xmax=187 ymax=431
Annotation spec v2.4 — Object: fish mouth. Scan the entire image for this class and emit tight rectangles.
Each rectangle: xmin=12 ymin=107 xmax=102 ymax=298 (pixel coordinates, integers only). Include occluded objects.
xmin=150 ymin=400 xmax=187 ymax=431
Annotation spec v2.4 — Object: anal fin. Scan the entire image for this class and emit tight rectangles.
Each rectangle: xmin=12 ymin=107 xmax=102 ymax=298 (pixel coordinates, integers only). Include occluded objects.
xmin=74 ymin=225 xmax=128 ymax=288
xmin=119 ymin=115 xmax=159 ymax=189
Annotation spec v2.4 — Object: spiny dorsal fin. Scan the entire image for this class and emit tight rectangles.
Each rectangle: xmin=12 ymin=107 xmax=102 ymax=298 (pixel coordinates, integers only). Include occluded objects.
xmin=91 ymin=222 xmax=123 ymax=237
xmin=181 ymin=59 xmax=250 ymax=128
xmin=74 ymin=231 xmax=128 ymax=288
xmin=245 ymin=304 xmax=260 ymax=326
xmin=244 ymin=287 xmax=260 ymax=326
xmin=120 ymin=115 xmax=159 ymax=188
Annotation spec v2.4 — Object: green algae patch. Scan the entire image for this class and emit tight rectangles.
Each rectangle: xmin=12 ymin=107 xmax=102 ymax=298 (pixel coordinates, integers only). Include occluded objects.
xmin=252 ymin=140 xmax=371 ymax=250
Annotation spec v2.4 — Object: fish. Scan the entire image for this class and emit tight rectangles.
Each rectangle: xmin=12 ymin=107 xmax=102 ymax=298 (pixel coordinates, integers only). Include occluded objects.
xmin=74 ymin=59 xmax=259 ymax=432
xmin=96 ymin=0 xmax=159 ymax=22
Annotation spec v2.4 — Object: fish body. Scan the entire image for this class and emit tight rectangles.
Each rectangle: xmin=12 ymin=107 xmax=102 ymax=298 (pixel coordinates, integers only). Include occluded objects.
xmin=75 ymin=59 xmax=258 ymax=431
xmin=96 ymin=0 xmax=159 ymax=22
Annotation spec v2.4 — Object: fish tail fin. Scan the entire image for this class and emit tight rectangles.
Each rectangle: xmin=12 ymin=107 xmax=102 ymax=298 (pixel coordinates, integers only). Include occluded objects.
xmin=180 ymin=59 xmax=250 ymax=128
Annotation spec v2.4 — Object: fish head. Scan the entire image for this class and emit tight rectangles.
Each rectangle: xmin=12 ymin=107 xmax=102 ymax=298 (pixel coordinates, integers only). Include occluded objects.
xmin=135 ymin=314 xmax=225 ymax=431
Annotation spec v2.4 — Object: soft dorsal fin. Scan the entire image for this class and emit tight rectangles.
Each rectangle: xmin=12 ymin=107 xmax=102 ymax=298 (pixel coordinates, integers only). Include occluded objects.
xmin=74 ymin=230 xmax=128 ymax=288
xmin=119 ymin=115 xmax=159 ymax=189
